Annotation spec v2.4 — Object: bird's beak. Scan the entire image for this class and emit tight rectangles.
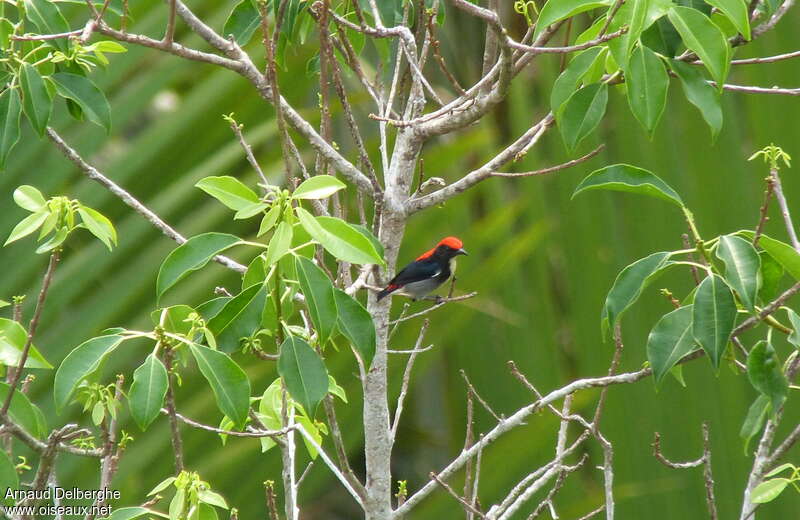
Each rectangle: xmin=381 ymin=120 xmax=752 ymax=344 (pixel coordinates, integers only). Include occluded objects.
xmin=456 ymin=248 xmax=468 ymax=256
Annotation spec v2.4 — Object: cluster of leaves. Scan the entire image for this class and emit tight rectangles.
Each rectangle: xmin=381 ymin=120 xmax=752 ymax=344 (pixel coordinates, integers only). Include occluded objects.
xmin=751 ymin=462 xmax=800 ymax=504
xmin=574 ymin=162 xmax=797 ymax=451
xmin=0 ymin=0 xmax=126 ymax=168
xmin=53 ymin=174 xmax=382 ymax=469
xmin=5 ymin=185 xmax=117 ymax=252
xmin=547 ymin=0 xmax=763 ymax=149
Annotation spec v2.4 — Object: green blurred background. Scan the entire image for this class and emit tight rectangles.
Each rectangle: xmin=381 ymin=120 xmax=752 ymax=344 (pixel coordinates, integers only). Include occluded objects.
xmin=1 ymin=1 xmax=799 ymax=518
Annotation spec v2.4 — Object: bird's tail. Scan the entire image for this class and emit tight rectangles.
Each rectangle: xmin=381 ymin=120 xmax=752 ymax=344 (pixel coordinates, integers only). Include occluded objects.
xmin=377 ymin=284 xmax=399 ymax=301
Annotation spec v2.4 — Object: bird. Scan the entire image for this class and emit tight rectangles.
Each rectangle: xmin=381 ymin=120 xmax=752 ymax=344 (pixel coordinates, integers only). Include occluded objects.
xmin=377 ymin=237 xmax=468 ymax=301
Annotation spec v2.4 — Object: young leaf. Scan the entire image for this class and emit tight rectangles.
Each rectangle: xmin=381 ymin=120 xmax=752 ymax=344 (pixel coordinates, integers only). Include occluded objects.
xmin=602 ymin=252 xmax=673 ymax=336
xmin=646 ymin=305 xmax=697 ymax=384
xmin=206 ymin=284 xmax=267 ymax=353
xmin=296 ymin=208 xmax=384 ymax=265
xmin=747 ymin=340 xmax=788 ymax=415
xmin=333 ymin=288 xmax=376 ymax=367
xmin=295 ymin=256 xmax=337 ymax=345
xmin=277 ymin=336 xmax=328 ymax=417
xmin=77 ymin=204 xmax=117 ymax=250
xmin=669 ymin=60 xmax=723 ymax=139
xmin=667 ymin=6 xmax=730 ymax=88
xmin=257 ymin=204 xmax=282 ymax=237
xmin=156 ymin=233 xmax=240 ymax=302
xmin=195 ymin=176 xmax=259 ymax=211
xmin=292 ymin=175 xmax=346 ymax=200
xmin=692 ymin=275 xmax=737 ymax=368
xmin=626 ymin=45 xmax=669 ymax=136
xmin=705 ymin=0 xmax=750 ymax=39
xmin=129 ymin=354 xmax=169 ymax=431
xmin=751 ymin=478 xmax=790 ymax=504
xmin=223 ymin=0 xmax=261 ymax=46
xmin=328 ymin=375 xmax=348 ymax=403
xmin=534 ymin=0 xmax=613 ymax=38
xmin=234 ymin=201 xmax=268 ymax=220
xmin=716 ymin=234 xmax=760 ymax=311
xmin=0 ymin=318 xmax=52 ymax=369
xmin=550 ymin=47 xmax=606 ymax=112
xmin=53 ymin=335 xmax=126 ymax=411
xmin=13 ymin=185 xmax=46 ymax=212
xmin=557 ymin=83 xmax=608 ymax=152
xmin=19 ymin=63 xmax=52 ymax=137
xmin=150 ymin=305 xmax=196 ymax=335
xmin=786 ymin=308 xmax=800 ymax=348
xmin=4 ymin=210 xmax=49 ymax=246
xmin=189 ymin=344 xmax=251 ymax=429
xmin=0 ymin=88 xmax=22 ymax=169
xmin=264 ymin=221 xmax=293 ymax=267
xmin=573 ymin=163 xmax=684 ymax=207
xmin=49 ymin=73 xmax=112 ymax=132
xmin=35 ymin=226 xmax=68 ymax=254
xmin=739 ymin=394 xmax=769 ymax=454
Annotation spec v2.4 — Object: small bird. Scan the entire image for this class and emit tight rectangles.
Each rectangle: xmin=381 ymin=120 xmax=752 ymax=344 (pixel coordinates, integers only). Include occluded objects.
xmin=377 ymin=237 xmax=468 ymax=301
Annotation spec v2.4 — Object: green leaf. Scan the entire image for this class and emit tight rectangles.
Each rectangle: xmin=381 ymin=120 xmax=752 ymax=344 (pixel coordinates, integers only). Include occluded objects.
xmin=573 ymin=163 xmax=684 ymax=207
xmin=751 ymin=478 xmax=790 ymax=504
xmin=747 ymin=340 xmax=788 ymax=415
xmin=744 ymin=233 xmax=800 ymax=281
xmin=13 ymin=185 xmax=46 ymax=212
xmin=0 ymin=88 xmax=22 ymax=169
xmin=716 ymin=234 xmax=760 ymax=311
xmin=257 ymin=204 xmax=282 ymax=237
xmin=157 ymin=233 xmax=240 ymax=302
xmin=740 ymin=394 xmax=769 ymax=454
xmin=20 ymin=63 xmax=52 ymax=137
xmin=642 ymin=17 xmax=683 ymax=56
xmin=49 ymin=73 xmax=112 ymax=131
xmin=234 ymin=201 xmax=268 ymax=220
xmin=0 ymin=382 xmax=46 ymax=438
xmin=705 ymin=0 xmax=750 ymax=39
xmin=667 ymin=6 xmax=730 ymax=88
xmin=147 ymin=476 xmax=176 ymax=496
xmin=54 ymin=335 xmax=125 ymax=411
xmin=786 ymin=308 xmax=800 ymax=348
xmin=77 ymin=204 xmax=117 ymax=250
xmin=207 ymin=284 xmax=267 ymax=353
xmin=295 ymin=256 xmax=337 ymax=345
xmin=333 ymin=288 xmax=375 ymax=367
xmin=534 ymin=0 xmax=613 ymax=38
xmin=602 ymin=252 xmax=672 ymax=335
xmin=0 ymin=449 xmax=18 ymax=505
xmin=223 ymin=0 xmax=261 ymax=46
xmin=557 ymin=82 xmax=608 ymax=152
xmin=669 ymin=59 xmax=723 ymax=139
xmin=626 ymin=45 xmax=669 ymax=136
xmin=189 ymin=344 xmax=251 ymax=429
xmin=264 ymin=221 xmax=293 ymax=267
xmin=4 ymin=210 xmax=48 ymax=245
xmin=277 ymin=336 xmax=328 ymax=417
xmin=24 ymin=0 xmax=70 ymax=52
xmin=292 ymin=175 xmax=346 ymax=200
xmin=195 ymin=176 xmax=259 ymax=211
xmin=328 ymin=375 xmax=347 ymax=403
xmin=0 ymin=318 xmax=52 ymax=369
xmin=692 ymin=274 xmax=737 ymax=368
xmin=764 ymin=463 xmax=795 ymax=478
xmin=129 ymin=354 xmax=169 ymax=431
xmin=647 ymin=305 xmax=698 ymax=384
xmin=151 ymin=305 xmax=195 ymax=336
xmin=550 ymin=47 xmax=606 ymax=112
xmin=0 ymin=300 xmax=8 ymax=309
xmin=197 ymin=489 xmax=228 ymax=509
xmin=758 ymin=250 xmax=783 ymax=304
xmin=296 ymin=208 xmax=384 ymax=265
xmin=35 ymin=226 xmax=67 ymax=254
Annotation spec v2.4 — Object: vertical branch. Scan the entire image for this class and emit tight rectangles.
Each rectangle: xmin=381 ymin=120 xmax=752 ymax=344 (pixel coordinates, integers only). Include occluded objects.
xmin=1 ymin=252 xmax=60 ymax=417
xmin=86 ymin=374 xmax=125 ymax=520
xmin=163 ymin=0 xmax=177 ymax=45
xmin=280 ymin=389 xmax=299 ymax=520
xmin=769 ymin=166 xmax=800 ymax=251
xmin=162 ymin=347 xmax=184 ymax=474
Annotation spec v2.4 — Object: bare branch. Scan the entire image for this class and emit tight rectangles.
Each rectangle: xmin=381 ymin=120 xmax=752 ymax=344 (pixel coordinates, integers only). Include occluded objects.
xmin=430 ymin=472 xmax=486 ymax=518
xmin=391 ymin=320 xmax=430 ymax=439
xmin=45 ymin=128 xmax=247 ymax=273
xmin=491 ymin=145 xmax=604 ymax=178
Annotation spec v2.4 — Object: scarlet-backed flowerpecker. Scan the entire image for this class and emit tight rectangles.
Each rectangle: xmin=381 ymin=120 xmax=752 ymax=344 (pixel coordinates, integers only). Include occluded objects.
xmin=377 ymin=237 xmax=467 ymax=301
